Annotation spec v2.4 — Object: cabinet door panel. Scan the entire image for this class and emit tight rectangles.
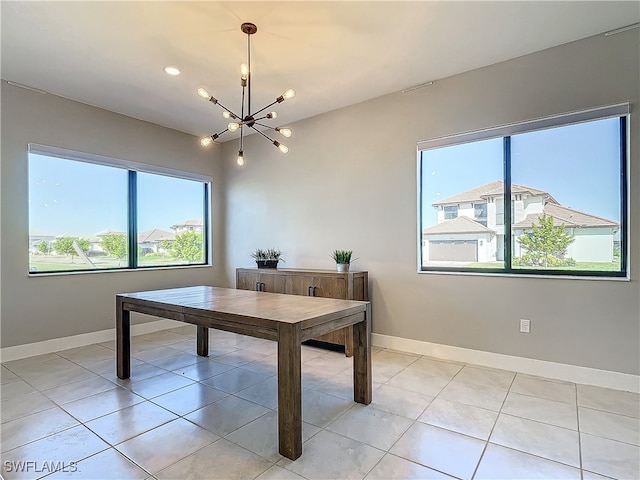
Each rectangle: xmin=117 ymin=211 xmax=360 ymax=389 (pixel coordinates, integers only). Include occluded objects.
xmin=285 ymin=275 xmax=315 ymax=296
xmin=353 ymin=275 xmax=367 ymax=301
xmin=260 ymin=273 xmax=286 ymax=293
xmin=312 ymin=276 xmax=347 ymax=299
xmin=237 ymin=271 xmax=260 ymax=291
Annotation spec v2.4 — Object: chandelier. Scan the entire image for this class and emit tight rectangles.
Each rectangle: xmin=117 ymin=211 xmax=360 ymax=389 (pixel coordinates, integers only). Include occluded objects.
xmin=198 ymin=22 xmax=295 ymax=166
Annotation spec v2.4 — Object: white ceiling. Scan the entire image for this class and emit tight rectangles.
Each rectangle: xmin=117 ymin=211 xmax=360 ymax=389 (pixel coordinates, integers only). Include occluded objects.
xmin=2 ymin=2 xmax=638 ymax=142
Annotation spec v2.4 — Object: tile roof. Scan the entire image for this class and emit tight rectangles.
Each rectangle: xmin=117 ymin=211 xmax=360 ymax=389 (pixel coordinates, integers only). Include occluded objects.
xmin=432 ymin=180 xmax=558 ymax=206
xmin=513 ymin=204 xmax=619 ymax=229
xmin=95 ymin=229 xmax=126 ymax=237
xmin=422 ymin=216 xmax=495 ymax=235
xmin=137 ymin=229 xmax=175 ymax=243
xmin=170 ymin=218 xmax=203 ymax=229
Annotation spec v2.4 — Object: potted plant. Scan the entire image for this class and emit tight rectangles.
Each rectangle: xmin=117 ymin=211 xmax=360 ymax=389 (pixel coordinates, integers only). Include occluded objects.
xmin=251 ymin=247 xmax=284 ymax=269
xmin=331 ymin=249 xmax=355 ymax=272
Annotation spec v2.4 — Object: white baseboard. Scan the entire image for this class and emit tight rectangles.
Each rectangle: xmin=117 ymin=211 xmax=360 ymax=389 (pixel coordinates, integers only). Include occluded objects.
xmin=2 ymin=323 xmax=637 ymax=393
xmin=372 ymin=333 xmax=640 ymax=394
xmin=0 ymin=319 xmax=183 ymax=362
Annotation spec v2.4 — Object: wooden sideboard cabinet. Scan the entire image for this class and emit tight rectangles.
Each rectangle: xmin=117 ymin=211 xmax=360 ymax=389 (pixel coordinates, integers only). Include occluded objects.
xmin=236 ymin=268 xmax=369 ymax=356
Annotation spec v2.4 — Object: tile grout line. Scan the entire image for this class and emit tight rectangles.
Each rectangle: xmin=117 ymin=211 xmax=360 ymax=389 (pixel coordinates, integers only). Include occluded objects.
xmin=468 ymin=366 xmax=517 ymax=480
xmin=375 ymin=354 xmax=468 ymax=480
xmin=3 ymin=340 xmax=637 ymax=480
xmin=576 ymin=383 xmax=585 ymax=480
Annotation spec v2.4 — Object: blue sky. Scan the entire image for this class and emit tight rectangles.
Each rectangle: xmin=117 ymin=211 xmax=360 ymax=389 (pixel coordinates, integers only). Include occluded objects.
xmin=29 ymin=154 xmax=204 ymax=236
xmin=421 ymin=117 xmax=622 ymax=226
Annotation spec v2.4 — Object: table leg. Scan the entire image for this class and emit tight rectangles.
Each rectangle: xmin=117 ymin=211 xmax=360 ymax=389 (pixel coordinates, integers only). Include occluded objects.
xmin=116 ymin=296 xmax=130 ymax=379
xmin=353 ymin=303 xmax=372 ymax=404
xmin=196 ymin=326 xmax=209 ymax=357
xmin=277 ymin=323 xmax=302 ymax=460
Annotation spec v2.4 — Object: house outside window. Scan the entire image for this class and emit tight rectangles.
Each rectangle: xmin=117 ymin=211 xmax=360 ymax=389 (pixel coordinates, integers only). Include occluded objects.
xmin=474 ymin=203 xmax=488 ymax=226
xmin=418 ymin=104 xmax=628 ymax=278
xmin=28 ymin=144 xmax=211 ymax=274
xmin=443 ymin=205 xmax=458 ymax=220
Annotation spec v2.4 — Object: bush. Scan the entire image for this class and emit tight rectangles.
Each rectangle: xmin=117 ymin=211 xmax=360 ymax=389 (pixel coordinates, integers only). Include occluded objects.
xmin=517 ymin=252 xmax=576 ymax=268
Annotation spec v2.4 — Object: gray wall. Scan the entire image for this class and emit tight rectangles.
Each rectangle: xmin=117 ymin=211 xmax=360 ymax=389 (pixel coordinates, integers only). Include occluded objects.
xmin=1 ymin=82 xmax=224 ymax=348
xmin=221 ymin=31 xmax=640 ymax=375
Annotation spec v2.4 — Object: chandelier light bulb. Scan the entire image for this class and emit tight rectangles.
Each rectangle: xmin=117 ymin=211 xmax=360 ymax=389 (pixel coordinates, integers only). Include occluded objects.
xmin=197 ymin=87 xmax=212 ymax=100
xmin=222 ymin=111 xmax=234 ymax=119
xmin=240 ymin=63 xmax=249 ymax=80
xmin=267 ymin=112 xmax=277 ymax=119
xmin=274 ymin=141 xmax=289 ymax=153
xmin=276 ymin=127 xmax=292 ymax=138
xmin=200 ymin=137 xmax=214 ymax=147
xmin=237 ymin=150 xmax=245 ymax=166
xmin=282 ymin=89 xmax=295 ymax=100
xmin=228 ymin=122 xmax=240 ymax=132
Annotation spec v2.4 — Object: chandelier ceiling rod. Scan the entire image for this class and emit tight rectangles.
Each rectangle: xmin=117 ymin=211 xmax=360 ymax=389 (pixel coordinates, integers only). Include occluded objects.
xmin=198 ymin=22 xmax=295 ymax=167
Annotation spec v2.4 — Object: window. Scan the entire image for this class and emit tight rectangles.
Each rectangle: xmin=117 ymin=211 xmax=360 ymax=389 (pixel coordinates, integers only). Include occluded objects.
xmin=443 ymin=205 xmax=458 ymax=219
xmin=420 ymin=137 xmax=504 ymax=269
xmin=28 ymin=145 xmax=211 ymax=274
xmin=137 ymin=172 xmax=206 ymax=268
xmin=474 ymin=203 xmax=488 ymax=226
xmin=418 ymin=104 xmax=628 ymax=278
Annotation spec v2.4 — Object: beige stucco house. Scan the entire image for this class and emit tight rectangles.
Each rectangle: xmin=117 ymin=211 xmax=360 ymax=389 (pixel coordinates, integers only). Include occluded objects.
xmin=422 ymin=181 xmax=619 ymax=264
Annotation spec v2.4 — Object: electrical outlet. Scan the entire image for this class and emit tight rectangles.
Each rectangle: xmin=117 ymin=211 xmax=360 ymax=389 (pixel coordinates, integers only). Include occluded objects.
xmin=520 ymin=319 xmax=531 ymax=333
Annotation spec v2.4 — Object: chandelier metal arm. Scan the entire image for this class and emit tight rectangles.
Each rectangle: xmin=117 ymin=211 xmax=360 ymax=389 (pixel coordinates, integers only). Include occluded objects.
xmin=251 ymin=100 xmax=279 ymax=118
xmin=213 ymin=99 xmax=242 ymax=122
xmin=209 ymin=127 xmax=229 ymax=141
xmin=252 ymin=113 xmax=276 ymax=122
xmin=247 ymin=31 xmax=252 ymax=116
xmin=250 ymin=125 xmax=277 ymax=143
xmin=251 ymin=126 xmax=288 ymax=153
xmin=241 ymin=84 xmax=246 ymax=122
xmin=253 ymin=121 xmax=280 ymax=131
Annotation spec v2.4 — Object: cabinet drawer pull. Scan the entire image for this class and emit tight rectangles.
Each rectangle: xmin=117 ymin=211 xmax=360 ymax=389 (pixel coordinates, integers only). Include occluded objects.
xmin=308 ymin=285 xmax=314 ymax=296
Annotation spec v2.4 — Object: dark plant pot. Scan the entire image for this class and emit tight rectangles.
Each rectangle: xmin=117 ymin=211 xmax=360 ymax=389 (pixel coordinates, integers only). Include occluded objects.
xmin=256 ymin=260 xmax=278 ymax=269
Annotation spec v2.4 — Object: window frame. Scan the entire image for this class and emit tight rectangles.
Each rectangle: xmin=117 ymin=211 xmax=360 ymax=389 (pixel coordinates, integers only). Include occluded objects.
xmin=473 ymin=202 xmax=488 ymax=226
xmin=28 ymin=144 xmax=212 ymax=275
xmin=416 ymin=103 xmax=630 ymax=279
xmin=443 ymin=205 xmax=459 ymax=220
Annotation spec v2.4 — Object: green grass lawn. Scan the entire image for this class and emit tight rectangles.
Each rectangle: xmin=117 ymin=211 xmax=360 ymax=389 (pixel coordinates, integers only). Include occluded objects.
xmin=29 ymin=254 xmax=197 ymax=272
xmin=467 ymin=260 xmax=621 ymax=272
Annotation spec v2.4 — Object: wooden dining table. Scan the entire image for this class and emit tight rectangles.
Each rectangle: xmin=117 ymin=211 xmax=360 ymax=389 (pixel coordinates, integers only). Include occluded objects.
xmin=116 ymin=285 xmax=372 ymax=460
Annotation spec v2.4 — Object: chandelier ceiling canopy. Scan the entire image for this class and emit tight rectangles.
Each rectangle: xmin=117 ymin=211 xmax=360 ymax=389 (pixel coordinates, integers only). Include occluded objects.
xmin=198 ymin=22 xmax=295 ymax=166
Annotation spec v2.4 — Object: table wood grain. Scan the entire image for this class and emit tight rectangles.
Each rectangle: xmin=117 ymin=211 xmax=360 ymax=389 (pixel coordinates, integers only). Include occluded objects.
xmin=116 ymin=285 xmax=371 ymax=460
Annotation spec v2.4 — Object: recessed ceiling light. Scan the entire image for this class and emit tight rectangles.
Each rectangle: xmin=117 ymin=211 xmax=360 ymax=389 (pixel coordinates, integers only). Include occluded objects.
xmin=164 ymin=66 xmax=181 ymax=76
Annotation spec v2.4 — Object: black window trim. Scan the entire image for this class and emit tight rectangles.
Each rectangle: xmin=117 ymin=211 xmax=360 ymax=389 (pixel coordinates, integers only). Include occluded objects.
xmin=416 ymin=103 xmax=630 ymax=279
xmin=28 ymin=144 xmax=213 ymax=274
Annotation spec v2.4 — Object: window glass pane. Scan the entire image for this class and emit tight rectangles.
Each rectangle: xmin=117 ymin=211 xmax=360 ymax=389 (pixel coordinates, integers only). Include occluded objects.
xmin=28 ymin=154 xmax=128 ymax=272
xmin=420 ymin=137 xmax=505 ymax=269
xmin=137 ymin=172 xmax=206 ymax=267
xmin=510 ymin=118 xmax=622 ymax=273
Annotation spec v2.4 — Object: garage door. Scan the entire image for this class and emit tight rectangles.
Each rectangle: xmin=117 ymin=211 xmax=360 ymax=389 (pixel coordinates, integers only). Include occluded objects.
xmin=429 ymin=240 xmax=477 ymax=261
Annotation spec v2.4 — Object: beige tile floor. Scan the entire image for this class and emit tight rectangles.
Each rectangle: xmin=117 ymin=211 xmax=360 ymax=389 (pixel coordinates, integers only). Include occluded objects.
xmin=1 ymin=326 xmax=638 ymax=480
